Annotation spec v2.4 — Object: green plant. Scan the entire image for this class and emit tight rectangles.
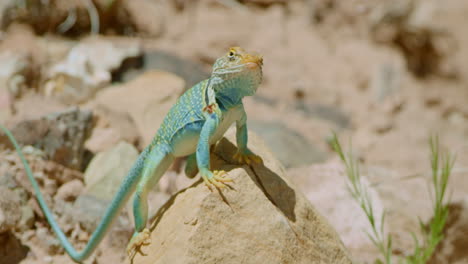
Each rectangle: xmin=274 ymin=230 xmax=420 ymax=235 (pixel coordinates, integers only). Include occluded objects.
xmin=330 ymin=134 xmax=392 ymax=264
xmin=405 ymin=136 xmax=454 ymax=263
xmin=330 ymin=134 xmax=453 ymax=264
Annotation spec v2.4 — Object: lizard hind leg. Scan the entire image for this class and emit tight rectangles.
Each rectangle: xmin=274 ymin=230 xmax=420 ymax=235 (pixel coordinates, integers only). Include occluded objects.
xmin=127 ymin=145 xmax=174 ymax=259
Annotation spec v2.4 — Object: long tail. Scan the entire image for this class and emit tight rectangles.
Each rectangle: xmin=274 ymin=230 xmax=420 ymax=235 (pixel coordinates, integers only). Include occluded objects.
xmin=0 ymin=124 xmax=147 ymax=262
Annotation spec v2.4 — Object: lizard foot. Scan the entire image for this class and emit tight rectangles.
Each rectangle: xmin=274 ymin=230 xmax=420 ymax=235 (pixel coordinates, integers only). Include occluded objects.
xmin=233 ymin=151 xmax=263 ymax=165
xmin=126 ymin=228 xmax=151 ymax=259
xmin=201 ymin=170 xmax=232 ymax=190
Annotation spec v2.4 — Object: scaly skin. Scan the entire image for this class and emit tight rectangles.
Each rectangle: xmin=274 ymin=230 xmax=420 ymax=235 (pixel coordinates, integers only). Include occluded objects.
xmin=0 ymin=47 xmax=263 ymax=262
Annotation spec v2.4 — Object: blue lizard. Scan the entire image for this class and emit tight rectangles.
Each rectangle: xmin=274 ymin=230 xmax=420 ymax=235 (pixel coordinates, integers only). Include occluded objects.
xmin=0 ymin=47 xmax=263 ymax=262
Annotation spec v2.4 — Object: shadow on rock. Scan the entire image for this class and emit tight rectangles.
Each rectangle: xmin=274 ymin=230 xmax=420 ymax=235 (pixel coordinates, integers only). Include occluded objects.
xmin=214 ymin=137 xmax=297 ymax=222
xmin=429 ymin=200 xmax=468 ymax=264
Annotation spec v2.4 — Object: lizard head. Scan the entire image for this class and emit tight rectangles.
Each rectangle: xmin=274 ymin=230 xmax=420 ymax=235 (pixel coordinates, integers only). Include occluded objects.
xmin=211 ymin=47 xmax=263 ymax=96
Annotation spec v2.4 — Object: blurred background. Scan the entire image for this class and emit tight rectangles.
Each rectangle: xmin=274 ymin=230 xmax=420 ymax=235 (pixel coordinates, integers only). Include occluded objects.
xmin=0 ymin=0 xmax=467 ymax=263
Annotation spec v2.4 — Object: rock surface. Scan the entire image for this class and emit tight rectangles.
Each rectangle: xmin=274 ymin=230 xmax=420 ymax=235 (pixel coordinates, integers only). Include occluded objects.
xmin=120 ymin=50 xmax=210 ymax=90
xmin=7 ymin=108 xmax=93 ymax=170
xmin=84 ymin=105 xmax=140 ymax=153
xmin=84 ymin=141 xmax=139 ymax=201
xmin=248 ymin=120 xmax=327 ymax=168
xmin=133 ymin=130 xmax=351 ymax=264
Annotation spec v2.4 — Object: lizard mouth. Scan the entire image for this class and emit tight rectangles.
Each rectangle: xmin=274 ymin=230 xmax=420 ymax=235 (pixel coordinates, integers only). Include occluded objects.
xmin=242 ymin=53 xmax=263 ymax=69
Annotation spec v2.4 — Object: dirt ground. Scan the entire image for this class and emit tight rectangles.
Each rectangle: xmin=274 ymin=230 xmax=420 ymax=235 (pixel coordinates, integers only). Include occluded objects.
xmin=0 ymin=0 xmax=467 ymax=263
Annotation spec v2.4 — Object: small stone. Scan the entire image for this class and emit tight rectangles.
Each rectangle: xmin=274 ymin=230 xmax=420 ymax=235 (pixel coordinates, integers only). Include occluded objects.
xmin=0 ymin=51 xmax=30 ymax=93
xmin=0 ymin=231 xmax=28 ymax=263
xmin=43 ymin=178 xmax=58 ymax=197
xmin=36 ymin=227 xmax=62 ymax=255
xmin=0 ymin=186 xmax=21 ymax=233
xmin=55 ymin=179 xmax=84 ymax=202
xmin=19 ymin=205 xmax=35 ymax=230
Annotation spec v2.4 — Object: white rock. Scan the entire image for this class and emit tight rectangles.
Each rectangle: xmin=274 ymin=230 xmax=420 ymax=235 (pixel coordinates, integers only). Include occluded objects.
xmin=45 ymin=38 xmax=142 ymax=104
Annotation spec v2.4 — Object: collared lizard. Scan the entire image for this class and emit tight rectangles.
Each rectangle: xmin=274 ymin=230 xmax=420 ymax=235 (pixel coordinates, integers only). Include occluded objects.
xmin=0 ymin=47 xmax=263 ymax=262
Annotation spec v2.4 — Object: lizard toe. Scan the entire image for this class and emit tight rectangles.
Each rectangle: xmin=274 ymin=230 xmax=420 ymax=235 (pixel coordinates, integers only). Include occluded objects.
xmin=127 ymin=228 xmax=151 ymax=259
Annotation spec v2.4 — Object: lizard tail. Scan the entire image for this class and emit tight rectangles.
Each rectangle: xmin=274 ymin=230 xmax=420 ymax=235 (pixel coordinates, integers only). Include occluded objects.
xmin=0 ymin=124 xmax=147 ymax=262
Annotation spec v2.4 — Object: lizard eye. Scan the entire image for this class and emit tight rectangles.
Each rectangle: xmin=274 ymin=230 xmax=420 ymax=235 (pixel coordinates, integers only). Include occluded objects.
xmin=228 ymin=51 xmax=235 ymax=61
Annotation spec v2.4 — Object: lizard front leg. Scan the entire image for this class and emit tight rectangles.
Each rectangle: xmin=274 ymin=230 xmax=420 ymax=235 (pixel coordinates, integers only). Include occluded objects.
xmin=184 ymin=152 xmax=199 ymax=178
xmin=197 ymin=113 xmax=232 ymax=189
xmin=233 ymin=108 xmax=263 ymax=165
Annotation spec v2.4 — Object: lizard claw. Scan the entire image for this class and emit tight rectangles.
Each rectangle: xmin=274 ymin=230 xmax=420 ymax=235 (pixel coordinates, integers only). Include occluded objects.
xmin=233 ymin=151 xmax=263 ymax=165
xmin=201 ymin=170 xmax=231 ymax=190
xmin=127 ymin=228 xmax=151 ymax=259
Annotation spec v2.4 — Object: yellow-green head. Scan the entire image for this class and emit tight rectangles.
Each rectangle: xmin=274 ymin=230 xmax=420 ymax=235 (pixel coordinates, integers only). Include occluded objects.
xmin=212 ymin=47 xmax=263 ymax=96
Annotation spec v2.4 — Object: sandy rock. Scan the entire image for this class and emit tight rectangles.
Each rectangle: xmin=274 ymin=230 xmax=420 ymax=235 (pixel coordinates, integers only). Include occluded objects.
xmin=55 ymin=179 xmax=84 ymax=202
xmin=132 ymin=130 xmax=351 ymax=264
xmin=8 ymin=93 xmax=67 ymax=126
xmin=94 ymin=71 xmax=185 ymax=147
xmin=0 ymin=186 xmax=21 ymax=233
xmin=120 ymin=50 xmax=210 ymax=90
xmin=84 ymin=141 xmax=139 ymax=201
xmin=45 ymin=38 xmax=142 ymax=104
xmin=8 ymin=108 xmax=92 ymax=170
xmin=122 ymin=0 xmax=165 ymax=37
xmin=84 ymin=105 xmax=140 ymax=153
